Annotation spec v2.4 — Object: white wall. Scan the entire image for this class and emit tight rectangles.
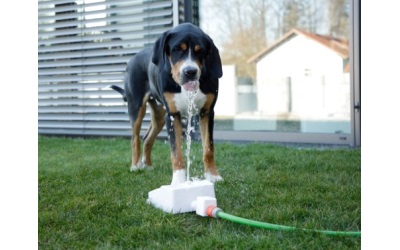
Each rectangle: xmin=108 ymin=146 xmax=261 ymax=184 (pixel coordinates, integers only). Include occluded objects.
xmin=214 ymin=65 xmax=237 ymax=117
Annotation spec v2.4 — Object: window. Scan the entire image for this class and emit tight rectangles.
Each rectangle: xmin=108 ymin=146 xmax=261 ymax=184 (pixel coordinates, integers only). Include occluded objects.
xmin=200 ymin=0 xmax=360 ymax=146
xmin=38 ymin=0 xmax=175 ymax=136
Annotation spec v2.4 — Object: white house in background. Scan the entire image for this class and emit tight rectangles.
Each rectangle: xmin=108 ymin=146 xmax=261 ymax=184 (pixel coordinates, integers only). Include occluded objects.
xmin=247 ymin=29 xmax=350 ymax=123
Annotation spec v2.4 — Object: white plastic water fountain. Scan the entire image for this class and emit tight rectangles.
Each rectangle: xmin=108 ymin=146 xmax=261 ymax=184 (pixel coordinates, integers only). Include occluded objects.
xmin=147 ymin=180 xmax=217 ymax=215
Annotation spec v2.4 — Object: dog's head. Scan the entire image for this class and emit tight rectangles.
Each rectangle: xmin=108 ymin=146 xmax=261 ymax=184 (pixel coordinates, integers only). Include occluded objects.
xmin=152 ymin=23 xmax=223 ymax=91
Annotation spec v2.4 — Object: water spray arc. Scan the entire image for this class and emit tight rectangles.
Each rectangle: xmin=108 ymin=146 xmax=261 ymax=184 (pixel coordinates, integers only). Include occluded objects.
xmin=185 ymin=90 xmax=198 ymax=182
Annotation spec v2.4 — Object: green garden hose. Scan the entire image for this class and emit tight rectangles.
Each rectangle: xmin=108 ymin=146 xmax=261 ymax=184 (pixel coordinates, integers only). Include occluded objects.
xmin=206 ymin=206 xmax=361 ymax=237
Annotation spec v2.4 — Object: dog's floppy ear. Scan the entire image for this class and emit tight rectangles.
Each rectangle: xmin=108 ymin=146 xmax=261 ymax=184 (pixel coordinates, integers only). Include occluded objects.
xmin=205 ymin=35 xmax=223 ymax=79
xmin=152 ymin=30 xmax=172 ymax=73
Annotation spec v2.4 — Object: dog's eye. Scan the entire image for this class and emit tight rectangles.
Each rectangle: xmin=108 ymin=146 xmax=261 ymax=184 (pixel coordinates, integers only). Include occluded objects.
xmin=194 ymin=49 xmax=203 ymax=55
xmin=174 ymin=46 xmax=183 ymax=53
xmin=194 ymin=46 xmax=204 ymax=55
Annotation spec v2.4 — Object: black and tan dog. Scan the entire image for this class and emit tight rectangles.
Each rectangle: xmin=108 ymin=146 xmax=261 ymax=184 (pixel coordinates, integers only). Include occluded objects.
xmin=110 ymin=23 xmax=223 ymax=185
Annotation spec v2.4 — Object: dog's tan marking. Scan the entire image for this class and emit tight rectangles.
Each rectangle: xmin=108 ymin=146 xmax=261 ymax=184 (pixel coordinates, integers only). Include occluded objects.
xmin=169 ymin=56 xmax=185 ymax=84
xmin=200 ymin=93 xmax=216 ymax=115
xmin=142 ymin=99 xmax=166 ymax=166
xmin=163 ymin=92 xmax=177 ymax=113
xmin=163 ymin=92 xmax=185 ymax=171
xmin=199 ymin=93 xmax=219 ymax=176
xmin=170 ymin=116 xmax=185 ymax=171
xmin=193 ymin=45 xmax=203 ymax=69
xmin=131 ymin=94 xmax=149 ymax=167
xmin=180 ymin=43 xmax=187 ymax=51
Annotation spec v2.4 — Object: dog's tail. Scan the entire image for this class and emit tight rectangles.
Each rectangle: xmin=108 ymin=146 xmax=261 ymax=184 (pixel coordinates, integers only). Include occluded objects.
xmin=109 ymin=85 xmax=127 ymax=102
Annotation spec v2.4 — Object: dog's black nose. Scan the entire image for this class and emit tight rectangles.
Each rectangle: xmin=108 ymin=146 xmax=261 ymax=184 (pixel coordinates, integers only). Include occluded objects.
xmin=183 ymin=67 xmax=198 ymax=79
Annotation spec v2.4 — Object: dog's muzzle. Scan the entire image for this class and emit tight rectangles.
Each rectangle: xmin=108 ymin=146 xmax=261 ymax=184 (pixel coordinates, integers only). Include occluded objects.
xmin=181 ymin=66 xmax=200 ymax=91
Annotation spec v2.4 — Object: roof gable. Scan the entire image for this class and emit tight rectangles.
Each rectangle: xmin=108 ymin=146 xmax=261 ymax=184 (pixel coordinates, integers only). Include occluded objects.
xmin=247 ymin=29 xmax=349 ymax=63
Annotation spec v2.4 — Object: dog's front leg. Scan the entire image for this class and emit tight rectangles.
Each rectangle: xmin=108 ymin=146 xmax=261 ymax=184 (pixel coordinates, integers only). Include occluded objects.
xmin=200 ymin=94 xmax=223 ymax=182
xmin=165 ymin=113 xmax=186 ymax=185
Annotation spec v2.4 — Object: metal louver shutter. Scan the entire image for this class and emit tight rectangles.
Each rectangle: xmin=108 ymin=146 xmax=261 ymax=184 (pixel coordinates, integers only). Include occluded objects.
xmin=38 ymin=0 xmax=175 ymax=137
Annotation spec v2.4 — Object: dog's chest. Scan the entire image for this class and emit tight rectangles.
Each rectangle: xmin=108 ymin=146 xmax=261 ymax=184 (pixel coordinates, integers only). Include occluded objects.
xmin=173 ymin=90 xmax=206 ymax=116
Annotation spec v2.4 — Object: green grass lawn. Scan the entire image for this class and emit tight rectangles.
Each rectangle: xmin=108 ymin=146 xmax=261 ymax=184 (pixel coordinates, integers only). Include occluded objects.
xmin=39 ymin=136 xmax=361 ymax=249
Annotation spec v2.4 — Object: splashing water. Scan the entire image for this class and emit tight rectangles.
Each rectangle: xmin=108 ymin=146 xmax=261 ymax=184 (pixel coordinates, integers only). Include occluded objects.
xmin=186 ymin=89 xmax=198 ymax=182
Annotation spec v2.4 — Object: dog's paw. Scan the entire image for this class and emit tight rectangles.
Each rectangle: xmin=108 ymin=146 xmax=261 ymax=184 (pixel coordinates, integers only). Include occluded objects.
xmin=204 ymin=172 xmax=223 ymax=183
xmin=130 ymin=164 xmax=144 ymax=172
xmin=130 ymin=164 xmax=151 ymax=172
xmin=130 ymin=159 xmax=153 ymax=172
xmin=171 ymin=169 xmax=187 ymax=186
